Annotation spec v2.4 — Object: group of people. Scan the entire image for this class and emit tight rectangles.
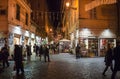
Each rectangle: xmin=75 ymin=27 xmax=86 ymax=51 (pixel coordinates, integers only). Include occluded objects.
xmin=13 ymin=43 xmax=51 ymax=75
xmin=1 ymin=41 xmax=120 ymax=78
xmin=13 ymin=44 xmax=51 ymax=75
xmin=102 ymin=41 xmax=120 ymax=79
xmin=0 ymin=43 xmax=51 ymax=75
xmin=33 ymin=44 xmax=50 ymax=62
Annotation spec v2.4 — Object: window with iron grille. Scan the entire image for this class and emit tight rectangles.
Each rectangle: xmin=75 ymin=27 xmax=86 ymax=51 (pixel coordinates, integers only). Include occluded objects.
xmin=0 ymin=9 xmax=6 ymax=15
xmin=89 ymin=8 xmax=97 ymax=19
xmin=26 ymin=13 xmax=28 ymax=25
xmin=16 ymin=4 xmax=20 ymax=20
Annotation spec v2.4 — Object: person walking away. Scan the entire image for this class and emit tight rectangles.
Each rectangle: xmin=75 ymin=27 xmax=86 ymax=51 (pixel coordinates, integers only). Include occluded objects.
xmin=26 ymin=45 xmax=32 ymax=61
xmin=33 ymin=44 xmax=39 ymax=57
xmin=1 ymin=44 xmax=9 ymax=69
xmin=36 ymin=45 xmax=39 ymax=57
xmin=75 ymin=44 xmax=81 ymax=59
xmin=14 ymin=45 xmax=24 ymax=75
xmin=39 ymin=45 xmax=43 ymax=61
xmin=43 ymin=44 xmax=50 ymax=62
xmin=102 ymin=43 xmax=113 ymax=76
xmin=111 ymin=41 xmax=120 ymax=79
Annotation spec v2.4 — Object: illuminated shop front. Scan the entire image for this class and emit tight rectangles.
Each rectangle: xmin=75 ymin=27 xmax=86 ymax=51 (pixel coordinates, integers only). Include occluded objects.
xmin=99 ymin=29 xmax=116 ymax=56
xmin=78 ymin=28 xmax=116 ymax=57
xmin=24 ymin=30 xmax=30 ymax=46
xmin=14 ymin=36 xmax=20 ymax=45
xmin=79 ymin=38 xmax=98 ymax=57
xmin=99 ymin=38 xmax=116 ymax=56
xmin=36 ymin=36 xmax=41 ymax=45
xmin=8 ymin=25 xmax=32 ymax=56
xmin=9 ymin=25 xmax=23 ymax=44
xmin=79 ymin=28 xmax=97 ymax=57
xmin=8 ymin=25 xmax=23 ymax=56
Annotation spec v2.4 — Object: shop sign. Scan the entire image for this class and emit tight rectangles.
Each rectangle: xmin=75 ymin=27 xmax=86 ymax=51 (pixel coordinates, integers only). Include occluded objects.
xmin=80 ymin=28 xmax=92 ymax=37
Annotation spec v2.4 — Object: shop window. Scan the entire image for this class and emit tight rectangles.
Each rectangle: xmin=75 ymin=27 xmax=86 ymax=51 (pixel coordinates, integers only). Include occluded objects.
xmin=88 ymin=39 xmax=98 ymax=57
xmin=16 ymin=4 xmax=20 ymax=20
xmin=100 ymin=39 xmax=116 ymax=56
xmin=31 ymin=13 xmax=36 ymax=20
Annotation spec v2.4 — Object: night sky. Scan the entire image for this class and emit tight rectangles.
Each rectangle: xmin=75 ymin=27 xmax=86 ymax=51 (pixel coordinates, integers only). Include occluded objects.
xmin=46 ymin=0 xmax=62 ymax=30
xmin=46 ymin=0 xmax=61 ymax=12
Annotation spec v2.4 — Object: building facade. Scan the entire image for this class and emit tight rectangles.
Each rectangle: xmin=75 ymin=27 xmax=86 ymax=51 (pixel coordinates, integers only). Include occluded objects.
xmin=0 ymin=0 xmax=32 ymax=56
xmin=61 ymin=0 xmax=79 ymax=47
xmin=78 ymin=0 xmax=117 ymax=57
xmin=28 ymin=0 xmax=48 ymax=38
xmin=62 ymin=0 xmax=118 ymax=57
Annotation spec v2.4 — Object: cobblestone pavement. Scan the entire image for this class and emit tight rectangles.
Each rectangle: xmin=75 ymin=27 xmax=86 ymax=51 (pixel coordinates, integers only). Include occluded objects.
xmin=0 ymin=53 xmax=120 ymax=79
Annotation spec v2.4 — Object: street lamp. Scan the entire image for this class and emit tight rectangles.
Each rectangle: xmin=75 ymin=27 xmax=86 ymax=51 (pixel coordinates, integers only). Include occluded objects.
xmin=50 ymin=28 xmax=52 ymax=32
xmin=65 ymin=1 xmax=78 ymax=38
xmin=64 ymin=2 xmax=70 ymax=39
xmin=65 ymin=1 xmax=79 ymax=48
xmin=66 ymin=2 xmax=70 ymax=7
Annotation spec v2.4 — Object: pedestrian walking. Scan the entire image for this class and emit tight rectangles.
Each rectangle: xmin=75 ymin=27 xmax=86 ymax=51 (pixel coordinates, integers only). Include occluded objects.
xmin=102 ymin=43 xmax=113 ymax=76
xmin=14 ymin=45 xmax=24 ymax=75
xmin=33 ymin=44 xmax=39 ymax=56
xmin=111 ymin=41 xmax=120 ymax=79
xmin=1 ymin=44 xmax=9 ymax=69
xmin=43 ymin=44 xmax=50 ymax=62
xmin=26 ymin=45 xmax=32 ymax=61
xmin=39 ymin=45 xmax=43 ymax=61
xmin=75 ymin=43 xmax=81 ymax=59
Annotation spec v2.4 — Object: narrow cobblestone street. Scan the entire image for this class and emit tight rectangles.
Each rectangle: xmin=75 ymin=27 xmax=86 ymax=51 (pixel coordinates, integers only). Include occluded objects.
xmin=0 ymin=53 xmax=120 ymax=79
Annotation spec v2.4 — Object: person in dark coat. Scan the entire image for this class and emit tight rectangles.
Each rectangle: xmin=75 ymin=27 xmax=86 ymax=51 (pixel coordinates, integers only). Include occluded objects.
xmin=43 ymin=44 xmax=50 ymax=62
xmin=75 ymin=43 xmax=80 ymax=59
xmin=1 ymin=44 xmax=9 ymax=68
xmin=102 ymin=43 xmax=113 ymax=76
xmin=33 ymin=44 xmax=39 ymax=56
xmin=111 ymin=41 xmax=120 ymax=79
xmin=14 ymin=45 xmax=24 ymax=75
xmin=26 ymin=45 xmax=32 ymax=61
xmin=39 ymin=45 xmax=43 ymax=61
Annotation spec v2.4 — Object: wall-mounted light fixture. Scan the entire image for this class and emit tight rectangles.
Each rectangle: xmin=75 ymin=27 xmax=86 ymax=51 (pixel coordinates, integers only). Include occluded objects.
xmin=66 ymin=2 xmax=70 ymax=7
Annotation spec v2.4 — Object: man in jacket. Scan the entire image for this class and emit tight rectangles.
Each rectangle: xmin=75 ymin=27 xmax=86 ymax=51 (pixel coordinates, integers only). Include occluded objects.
xmin=111 ymin=41 xmax=120 ymax=79
xmin=43 ymin=44 xmax=50 ymax=62
xmin=1 ymin=44 xmax=9 ymax=68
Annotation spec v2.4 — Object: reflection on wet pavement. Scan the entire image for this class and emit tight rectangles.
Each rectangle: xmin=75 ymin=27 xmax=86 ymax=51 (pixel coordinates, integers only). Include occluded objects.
xmin=0 ymin=53 xmax=120 ymax=79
